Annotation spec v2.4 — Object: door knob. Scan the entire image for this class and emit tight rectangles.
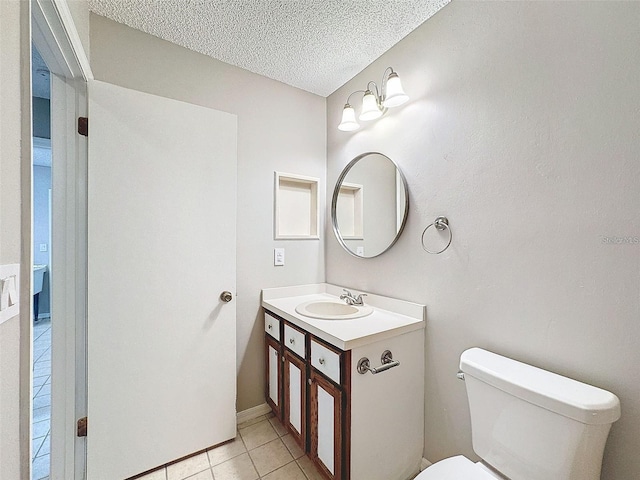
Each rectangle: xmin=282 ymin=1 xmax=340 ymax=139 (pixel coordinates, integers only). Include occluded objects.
xmin=220 ymin=291 xmax=233 ymax=303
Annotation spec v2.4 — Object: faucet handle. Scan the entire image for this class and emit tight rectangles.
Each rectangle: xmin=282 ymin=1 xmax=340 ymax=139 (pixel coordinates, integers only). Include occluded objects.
xmin=342 ymin=288 xmax=353 ymax=295
xmin=355 ymin=293 xmax=367 ymax=303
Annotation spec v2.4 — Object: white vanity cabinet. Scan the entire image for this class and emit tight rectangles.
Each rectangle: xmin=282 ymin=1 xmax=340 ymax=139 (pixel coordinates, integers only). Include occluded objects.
xmin=262 ymin=284 xmax=425 ymax=480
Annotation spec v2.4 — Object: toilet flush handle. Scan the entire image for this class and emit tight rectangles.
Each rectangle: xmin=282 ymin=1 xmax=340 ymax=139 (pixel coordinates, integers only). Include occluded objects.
xmin=457 ymin=371 xmax=465 ymax=381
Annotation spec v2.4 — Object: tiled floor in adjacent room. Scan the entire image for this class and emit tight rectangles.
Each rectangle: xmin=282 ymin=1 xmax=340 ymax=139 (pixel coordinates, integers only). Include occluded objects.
xmin=137 ymin=414 xmax=325 ymax=480
xmin=32 ymin=318 xmax=52 ymax=480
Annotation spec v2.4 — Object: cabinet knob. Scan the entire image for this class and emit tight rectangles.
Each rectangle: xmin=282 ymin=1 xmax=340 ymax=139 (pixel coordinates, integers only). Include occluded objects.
xmin=268 ymin=324 xmax=272 ymax=330
xmin=289 ymin=338 xmax=295 ymax=345
xmin=319 ymin=358 xmax=325 ymax=365
xmin=274 ymin=350 xmax=278 ymax=356
xmin=220 ymin=291 xmax=233 ymax=303
xmin=308 ymin=378 xmax=312 ymax=386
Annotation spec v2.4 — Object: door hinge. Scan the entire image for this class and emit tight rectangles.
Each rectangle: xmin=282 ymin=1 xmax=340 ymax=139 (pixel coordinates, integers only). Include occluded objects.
xmin=78 ymin=117 xmax=88 ymax=136
xmin=77 ymin=417 xmax=88 ymax=437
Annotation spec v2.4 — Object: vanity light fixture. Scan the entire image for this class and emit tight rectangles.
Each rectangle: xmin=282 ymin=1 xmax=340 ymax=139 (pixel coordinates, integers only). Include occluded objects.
xmin=338 ymin=67 xmax=409 ymax=132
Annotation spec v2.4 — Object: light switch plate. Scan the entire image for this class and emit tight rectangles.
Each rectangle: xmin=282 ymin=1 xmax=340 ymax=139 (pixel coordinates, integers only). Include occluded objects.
xmin=0 ymin=264 xmax=20 ymax=325
xmin=274 ymin=248 xmax=285 ymax=266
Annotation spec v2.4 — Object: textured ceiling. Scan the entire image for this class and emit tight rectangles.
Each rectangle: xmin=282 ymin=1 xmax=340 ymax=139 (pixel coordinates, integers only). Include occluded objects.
xmin=88 ymin=0 xmax=450 ymax=97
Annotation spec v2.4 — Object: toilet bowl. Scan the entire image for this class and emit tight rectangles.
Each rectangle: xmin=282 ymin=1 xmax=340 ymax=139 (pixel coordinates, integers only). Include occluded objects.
xmin=416 ymin=456 xmax=502 ymax=479
xmin=417 ymin=348 xmax=620 ymax=480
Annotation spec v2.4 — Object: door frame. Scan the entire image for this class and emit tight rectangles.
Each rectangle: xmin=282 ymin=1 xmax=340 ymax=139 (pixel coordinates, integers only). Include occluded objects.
xmin=31 ymin=0 xmax=92 ymax=478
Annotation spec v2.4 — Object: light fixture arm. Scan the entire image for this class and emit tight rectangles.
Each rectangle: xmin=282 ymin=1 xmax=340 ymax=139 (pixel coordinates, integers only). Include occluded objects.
xmin=345 ymin=89 xmax=367 ymax=106
xmin=366 ymin=81 xmax=381 ymax=101
xmin=380 ymin=66 xmax=395 ymax=102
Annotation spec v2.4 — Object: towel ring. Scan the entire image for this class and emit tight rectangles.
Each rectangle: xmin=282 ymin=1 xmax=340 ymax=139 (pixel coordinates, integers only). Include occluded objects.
xmin=421 ymin=216 xmax=452 ymax=254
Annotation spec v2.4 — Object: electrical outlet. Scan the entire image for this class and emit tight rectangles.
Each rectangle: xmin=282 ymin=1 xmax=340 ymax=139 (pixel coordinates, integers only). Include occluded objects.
xmin=274 ymin=248 xmax=285 ymax=266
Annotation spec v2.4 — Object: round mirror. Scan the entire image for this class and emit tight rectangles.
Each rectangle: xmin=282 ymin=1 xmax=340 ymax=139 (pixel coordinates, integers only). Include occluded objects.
xmin=331 ymin=152 xmax=409 ymax=258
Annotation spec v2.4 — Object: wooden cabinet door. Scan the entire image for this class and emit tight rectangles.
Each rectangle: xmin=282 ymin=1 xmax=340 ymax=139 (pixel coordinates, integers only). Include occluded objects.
xmin=309 ymin=370 xmax=344 ymax=479
xmin=265 ymin=335 xmax=282 ymax=419
xmin=283 ymin=350 xmax=307 ymax=449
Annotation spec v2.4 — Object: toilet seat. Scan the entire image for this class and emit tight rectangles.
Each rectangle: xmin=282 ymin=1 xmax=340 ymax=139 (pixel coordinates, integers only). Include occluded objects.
xmin=415 ymin=455 xmax=502 ymax=480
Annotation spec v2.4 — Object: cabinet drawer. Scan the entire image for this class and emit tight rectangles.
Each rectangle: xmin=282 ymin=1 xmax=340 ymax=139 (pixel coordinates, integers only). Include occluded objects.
xmin=284 ymin=324 xmax=306 ymax=358
xmin=265 ymin=312 xmax=280 ymax=341
xmin=310 ymin=339 xmax=341 ymax=384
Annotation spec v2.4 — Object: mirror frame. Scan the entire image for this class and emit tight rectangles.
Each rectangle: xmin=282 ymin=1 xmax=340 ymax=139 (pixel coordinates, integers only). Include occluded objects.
xmin=331 ymin=152 xmax=409 ymax=258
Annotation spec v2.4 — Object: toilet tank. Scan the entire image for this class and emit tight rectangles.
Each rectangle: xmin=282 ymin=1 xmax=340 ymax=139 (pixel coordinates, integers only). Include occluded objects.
xmin=460 ymin=348 xmax=620 ymax=480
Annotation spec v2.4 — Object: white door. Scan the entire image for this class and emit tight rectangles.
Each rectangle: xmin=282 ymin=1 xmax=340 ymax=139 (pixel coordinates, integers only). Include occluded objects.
xmin=86 ymin=80 xmax=237 ymax=479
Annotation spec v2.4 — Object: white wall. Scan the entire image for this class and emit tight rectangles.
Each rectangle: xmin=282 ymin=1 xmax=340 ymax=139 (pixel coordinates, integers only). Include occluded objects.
xmin=326 ymin=2 xmax=640 ymax=479
xmin=66 ymin=0 xmax=90 ymax=62
xmin=0 ymin=0 xmax=32 ymax=477
xmin=89 ymin=14 xmax=326 ymax=411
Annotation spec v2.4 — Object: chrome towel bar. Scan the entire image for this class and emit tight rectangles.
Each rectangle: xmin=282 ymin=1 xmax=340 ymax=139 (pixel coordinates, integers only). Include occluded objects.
xmin=357 ymin=350 xmax=400 ymax=375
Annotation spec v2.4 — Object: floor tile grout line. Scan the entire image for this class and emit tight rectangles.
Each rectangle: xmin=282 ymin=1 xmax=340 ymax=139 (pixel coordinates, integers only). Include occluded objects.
xmin=266 ymin=458 xmax=301 ymax=479
xmin=32 ymin=325 xmax=51 ymax=344
xmin=32 ymin=436 xmax=44 ymax=460
xmin=32 ymin=321 xmax=53 ymax=480
xmin=33 ymin=383 xmax=44 ymax=398
xmin=242 ymin=418 xmax=304 ymax=479
xmin=236 ymin=428 xmax=261 ymax=480
xmin=33 ymin=349 xmax=51 ymax=364
xmin=295 ymin=459 xmax=312 ymax=480
xmin=33 ymin=433 xmax=48 ymax=459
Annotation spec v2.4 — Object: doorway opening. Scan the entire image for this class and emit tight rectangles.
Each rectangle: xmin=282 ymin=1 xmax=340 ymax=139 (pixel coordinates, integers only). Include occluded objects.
xmin=31 ymin=45 xmax=53 ymax=480
xmin=30 ymin=2 xmax=92 ymax=478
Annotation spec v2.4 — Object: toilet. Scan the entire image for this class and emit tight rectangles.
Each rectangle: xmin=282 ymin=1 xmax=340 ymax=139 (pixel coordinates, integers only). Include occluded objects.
xmin=417 ymin=347 xmax=621 ymax=480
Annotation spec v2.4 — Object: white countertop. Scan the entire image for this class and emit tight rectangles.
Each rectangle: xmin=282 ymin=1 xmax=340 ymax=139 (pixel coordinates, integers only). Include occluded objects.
xmin=261 ymin=284 xmax=425 ymax=351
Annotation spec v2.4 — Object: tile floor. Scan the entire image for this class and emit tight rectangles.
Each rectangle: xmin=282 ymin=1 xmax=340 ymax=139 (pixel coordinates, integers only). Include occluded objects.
xmin=32 ymin=318 xmax=52 ymax=480
xmin=137 ymin=414 xmax=326 ymax=480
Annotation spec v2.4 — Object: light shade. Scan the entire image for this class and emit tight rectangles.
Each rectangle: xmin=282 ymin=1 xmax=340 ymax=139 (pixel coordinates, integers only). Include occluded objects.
xmin=338 ymin=104 xmax=360 ymax=131
xmin=383 ymin=72 xmax=409 ymax=108
xmin=359 ymin=90 xmax=383 ymax=121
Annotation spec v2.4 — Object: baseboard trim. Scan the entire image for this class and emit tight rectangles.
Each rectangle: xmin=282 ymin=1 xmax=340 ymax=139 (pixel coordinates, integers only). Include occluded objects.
xmin=236 ymin=403 xmax=271 ymax=425
xmin=420 ymin=458 xmax=432 ymax=471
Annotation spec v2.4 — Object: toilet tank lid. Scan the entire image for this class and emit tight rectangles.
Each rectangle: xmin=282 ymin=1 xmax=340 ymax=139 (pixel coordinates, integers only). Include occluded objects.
xmin=460 ymin=348 xmax=621 ymax=425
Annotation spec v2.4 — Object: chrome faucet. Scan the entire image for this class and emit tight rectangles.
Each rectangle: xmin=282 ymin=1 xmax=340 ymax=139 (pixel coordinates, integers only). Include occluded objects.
xmin=340 ymin=289 xmax=367 ymax=306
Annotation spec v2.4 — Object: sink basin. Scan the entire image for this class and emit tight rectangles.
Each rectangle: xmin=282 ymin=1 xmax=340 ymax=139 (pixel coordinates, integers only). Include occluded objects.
xmin=295 ymin=300 xmax=373 ymax=320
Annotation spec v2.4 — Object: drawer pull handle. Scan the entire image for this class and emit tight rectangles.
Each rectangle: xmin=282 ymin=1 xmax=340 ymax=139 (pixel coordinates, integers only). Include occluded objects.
xmin=357 ymin=350 xmax=399 ymax=375
xmin=318 ymin=358 xmax=325 ymax=365
xmin=289 ymin=338 xmax=295 ymax=345
xmin=268 ymin=324 xmax=272 ymax=330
